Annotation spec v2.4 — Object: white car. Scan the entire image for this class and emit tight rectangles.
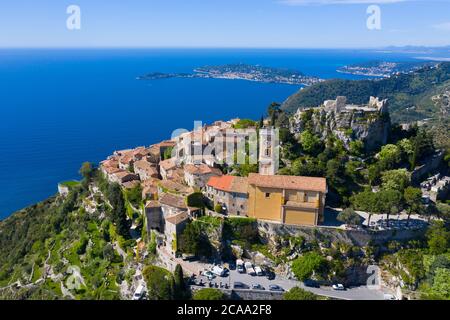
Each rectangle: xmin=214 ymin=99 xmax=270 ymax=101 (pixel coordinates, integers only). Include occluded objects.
xmin=254 ymin=266 xmax=264 ymax=276
xmin=332 ymin=284 xmax=345 ymax=291
xmin=132 ymin=284 xmax=145 ymax=300
xmin=236 ymin=259 xmax=245 ymax=273
xmin=384 ymin=294 xmax=397 ymax=300
xmin=212 ymin=265 xmax=226 ymax=277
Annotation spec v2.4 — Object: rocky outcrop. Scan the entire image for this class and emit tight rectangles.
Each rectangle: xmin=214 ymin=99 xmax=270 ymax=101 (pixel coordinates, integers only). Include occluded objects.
xmin=290 ymin=96 xmax=391 ymax=151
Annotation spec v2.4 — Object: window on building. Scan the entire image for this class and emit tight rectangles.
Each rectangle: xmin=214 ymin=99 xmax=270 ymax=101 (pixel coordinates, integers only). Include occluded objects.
xmin=265 ymin=193 xmax=270 ymax=198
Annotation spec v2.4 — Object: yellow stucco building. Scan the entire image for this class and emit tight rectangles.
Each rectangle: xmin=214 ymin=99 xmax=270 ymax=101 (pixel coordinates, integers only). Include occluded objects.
xmin=247 ymin=173 xmax=327 ymax=226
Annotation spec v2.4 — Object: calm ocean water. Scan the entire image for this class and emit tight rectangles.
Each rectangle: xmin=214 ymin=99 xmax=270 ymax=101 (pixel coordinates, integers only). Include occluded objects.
xmin=0 ymin=48 xmax=421 ymax=219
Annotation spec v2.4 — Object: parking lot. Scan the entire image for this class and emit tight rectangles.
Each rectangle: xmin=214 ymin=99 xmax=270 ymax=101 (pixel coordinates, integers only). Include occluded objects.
xmin=190 ymin=264 xmax=388 ymax=300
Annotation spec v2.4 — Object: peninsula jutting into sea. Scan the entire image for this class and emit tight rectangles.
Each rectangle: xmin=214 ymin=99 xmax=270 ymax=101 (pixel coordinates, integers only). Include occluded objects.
xmin=137 ymin=63 xmax=324 ymax=86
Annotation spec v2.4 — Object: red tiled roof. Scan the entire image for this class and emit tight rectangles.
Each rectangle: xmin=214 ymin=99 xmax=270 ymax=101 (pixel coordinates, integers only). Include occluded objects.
xmin=207 ymin=175 xmax=248 ymax=194
xmin=207 ymin=175 xmax=235 ymax=192
xmin=248 ymin=173 xmax=327 ymax=193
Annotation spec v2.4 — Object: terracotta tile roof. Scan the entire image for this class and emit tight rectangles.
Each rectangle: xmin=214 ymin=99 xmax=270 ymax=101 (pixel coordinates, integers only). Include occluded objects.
xmin=142 ymin=185 xmax=158 ymax=195
xmin=207 ymin=175 xmax=236 ymax=192
xmin=229 ymin=176 xmax=249 ymax=194
xmin=157 ymin=140 xmax=177 ymax=148
xmin=141 ymin=178 xmax=160 ymax=187
xmin=103 ymin=166 xmax=121 ymax=175
xmin=248 ymin=173 xmax=327 ymax=193
xmin=134 ymin=160 xmax=158 ymax=175
xmin=207 ymin=175 xmax=248 ymax=194
xmin=158 ymin=180 xmax=192 ymax=194
xmin=184 ymin=164 xmax=222 ymax=176
xmin=101 ymin=159 xmax=119 ymax=168
xmin=114 ymin=171 xmax=139 ymax=180
xmin=169 ymin=168 xmax=186 ymax=183
xmin=122 ymin=180 xmax=140 ymax=189
xmin=159 ymin=193 xmax=187 ymax=209
xmin=160 ymin=158 xmax=177 ymax=171
xmin=119 ymin=153 xmax=134 ymax=165
xmin=165 ymin=212 xmax=189 ymax=225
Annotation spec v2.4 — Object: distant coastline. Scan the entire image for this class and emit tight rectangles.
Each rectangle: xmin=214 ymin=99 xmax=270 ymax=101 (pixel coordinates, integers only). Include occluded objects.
xmin=137 ymin=63 xmax=323 ymax=86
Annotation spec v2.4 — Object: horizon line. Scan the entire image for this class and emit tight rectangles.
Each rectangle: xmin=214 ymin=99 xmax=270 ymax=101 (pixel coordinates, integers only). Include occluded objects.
xmin=1 ymin=44 xmax=450 ymax=50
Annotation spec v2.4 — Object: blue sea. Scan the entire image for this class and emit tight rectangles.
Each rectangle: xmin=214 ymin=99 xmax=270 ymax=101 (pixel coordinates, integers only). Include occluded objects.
xmin=0 ymin=48 xmax=428 ymax=219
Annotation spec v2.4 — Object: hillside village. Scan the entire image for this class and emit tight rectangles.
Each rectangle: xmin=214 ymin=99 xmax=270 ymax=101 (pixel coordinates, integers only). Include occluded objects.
xmin=64 ymin=94 xmax=446 ymax=300
xmin=1 ymin=94 xmax=448 ymax=301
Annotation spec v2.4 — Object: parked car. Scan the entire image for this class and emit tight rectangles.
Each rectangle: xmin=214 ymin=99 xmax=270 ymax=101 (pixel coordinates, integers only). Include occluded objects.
xmin=263 ymin=268 xmax=275 ymax=280
xmin=204 ymin=271 xmax=216 ymax=280
xmin=233 ymin=282 xmax=249 ymax=289
xmin=245 ymin=262 xmax=256 ymax=276
xmin=132 ymin=284 xmax=145 ymax=300
xmin=332 ymin=284 xmax=345 ymax=291
xmin=268 ymin=285 xmax=284 ymax=292
xmin=212 ymin=265 xmax=226 ymax=277
xmin=252 ymin=284 xmax=265 ymax=290
xmin=255 ymin=266 xmax=264 ymax=276
xmin=303 ymin=280 xmax=320 ymax=288
xmin=384 ymin=294 xmax=397 ymax=300
xmin=236 ymin=259 xmax=245 ymax=273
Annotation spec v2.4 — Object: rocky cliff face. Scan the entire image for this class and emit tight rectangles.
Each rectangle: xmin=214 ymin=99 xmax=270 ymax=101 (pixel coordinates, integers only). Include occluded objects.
xmin=290 ymin=96 xmax=391 ymax=151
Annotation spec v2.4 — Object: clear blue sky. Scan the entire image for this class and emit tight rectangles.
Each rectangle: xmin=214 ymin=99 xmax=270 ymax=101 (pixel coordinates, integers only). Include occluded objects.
xmin=1 ymin=0 xmax=450 ymax=48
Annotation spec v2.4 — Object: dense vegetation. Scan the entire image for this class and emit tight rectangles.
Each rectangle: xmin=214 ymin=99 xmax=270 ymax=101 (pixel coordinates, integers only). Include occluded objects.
xmin=282 ymin=62 xmax=450 ymax=123
xmin=0 ymin=164 xmax=142 ymax=299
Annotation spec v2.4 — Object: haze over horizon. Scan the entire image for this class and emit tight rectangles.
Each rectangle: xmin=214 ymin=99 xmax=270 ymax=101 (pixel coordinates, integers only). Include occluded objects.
xmin=1 ymin=0 xmax=450 ymax=49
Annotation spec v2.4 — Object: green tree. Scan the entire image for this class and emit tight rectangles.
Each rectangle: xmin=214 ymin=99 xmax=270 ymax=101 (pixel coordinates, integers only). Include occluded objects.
xmin=426 ymin=221 xmax=449 ymax=255
xmin=283 ymin=287 xmax=319 ymax=300
xmin=143 ymin=265 xmax=174 ymax=300
xmin=125 ymin=185 xmax=143 ymax=207
xmin=107 ymin=183 xmax=130 ymax=238
xmin=351 ymin=190 xmax=381 ymax=227
xmin=410 ymin=130 xmax=434 ymax=169
xmin=337 ymin=208 xmax=361 ymax=226
xmin=214 ymin=204 xmax=223 ymax=214
xmin=291 ymin=252 xmax=327 ymax=281
xmin=378 ymin=144 xmax=401 ymax=169
xmin=349 ymin=140 xmax=364 ymax=157
xmin=79 ymin=162 xmax=94 ymax=180
xmin=163 ymin=146 xmax=174 ymax=160
xmin=430 ymin=268 xmax=450 ymax=299
xmin=381 ymin=169 xmax=411 ymax=192
xmin=193 ymin=288 xmax=225 ymax=300
xmin=368 ymin=164 xmax=382 ymax=186
xmin=174 ymin=264 xmax=187 ymax=300
xmin=379 ymin=189 xmax=403 ymax=226
xmin=403 ymin=187 xmax=423 ymax=226
xmin=178 ymin=222 xmax=212 ymax=257
xmin=186 ymin=192 xmax=205 ymax=208
xmin=300 ymin=130 xmax=323 ymax=155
